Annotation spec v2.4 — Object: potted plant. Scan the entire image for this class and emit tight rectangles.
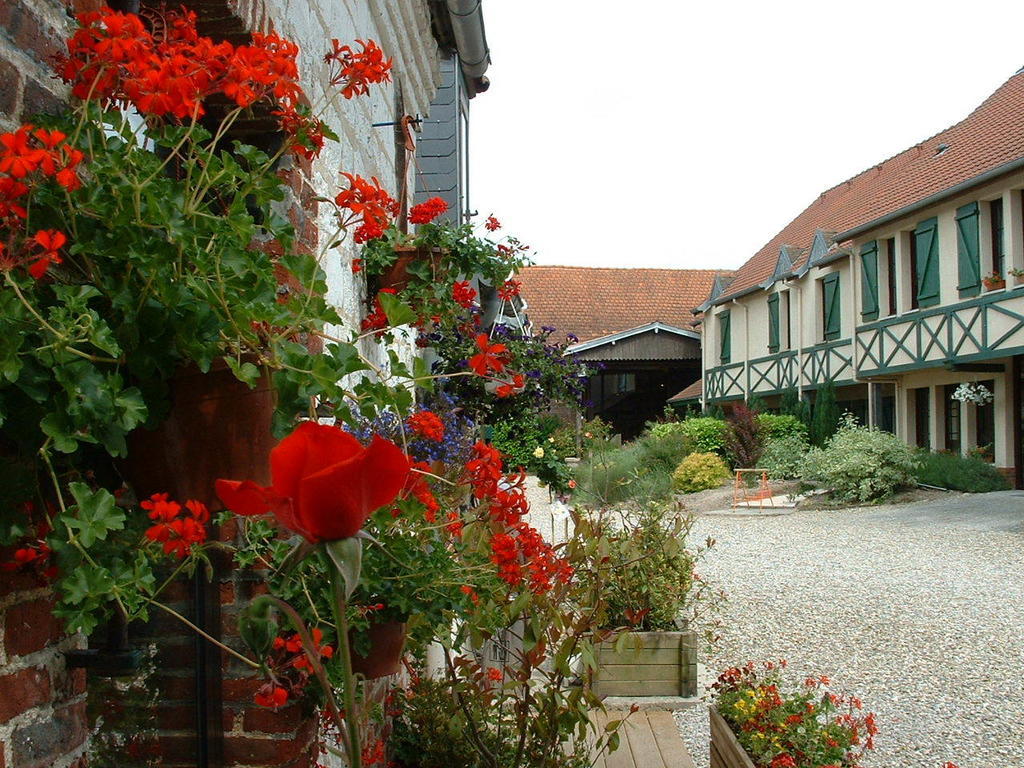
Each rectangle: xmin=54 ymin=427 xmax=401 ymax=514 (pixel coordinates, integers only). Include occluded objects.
xmin=1009 ymin=266 xmax=1024 ymax=286
xmin=591 ymin=504 xmax=721 ymax=698
xmin=710 ymin=661 xmax=877 ymax=768
xmin=982 ymin=270 xmax=1006 ymax=290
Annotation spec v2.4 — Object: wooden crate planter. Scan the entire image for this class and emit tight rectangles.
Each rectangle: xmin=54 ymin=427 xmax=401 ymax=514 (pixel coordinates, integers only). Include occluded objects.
xmin=709 ymin=706 xmax=756 ymax=768
xmin=593 ymin=631 xmax=697 ymax=697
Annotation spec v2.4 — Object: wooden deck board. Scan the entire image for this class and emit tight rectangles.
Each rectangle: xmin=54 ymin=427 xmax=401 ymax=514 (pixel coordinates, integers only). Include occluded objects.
xmin=586 ymin=710 xmax=696 ymax=768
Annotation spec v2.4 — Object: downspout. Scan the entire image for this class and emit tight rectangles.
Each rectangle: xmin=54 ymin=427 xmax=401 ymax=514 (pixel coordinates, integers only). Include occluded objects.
xmin=784 ymin=279 xmax=805 ymax=399
xmin=731 ymin=299 xmax=750 ymax=402
xmin=445 ymin=1 xmax=491 ymax=87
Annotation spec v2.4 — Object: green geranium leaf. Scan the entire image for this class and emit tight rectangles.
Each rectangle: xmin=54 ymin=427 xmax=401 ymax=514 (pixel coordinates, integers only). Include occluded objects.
xmin=377 ymin=292 xmax=416 ymax=328
xmin=65 ymin=483 xmax=125 ymax=547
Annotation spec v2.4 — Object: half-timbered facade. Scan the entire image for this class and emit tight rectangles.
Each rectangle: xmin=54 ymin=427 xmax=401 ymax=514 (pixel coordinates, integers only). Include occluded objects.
xmin=690 ymin=68 xmax=1024 ymax=485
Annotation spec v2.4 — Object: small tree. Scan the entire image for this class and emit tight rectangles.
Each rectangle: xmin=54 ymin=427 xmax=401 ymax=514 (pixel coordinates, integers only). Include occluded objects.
xmin=781 ymin=388 xmax=812 ymax=432
xmin=725 ymin=403 xmax=764 ymax=468
xmin=809 ymin=382 xmax=841 ymax=447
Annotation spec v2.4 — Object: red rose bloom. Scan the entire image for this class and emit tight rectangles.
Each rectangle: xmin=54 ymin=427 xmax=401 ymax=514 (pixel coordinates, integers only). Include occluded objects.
xmin=215 ymin=421 xmax=410 ymax=542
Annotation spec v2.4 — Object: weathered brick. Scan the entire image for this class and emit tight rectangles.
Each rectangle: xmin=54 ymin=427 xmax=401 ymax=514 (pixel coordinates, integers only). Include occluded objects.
xmin=0 ymin=58 xmax=21 ymax=119
xmin=12 ymin=700 xmax=87 ymax=768
xmin=4 ymin=596 xmax=63 ymax=657
xmin=221 ymin=676 xmax=261 ymax=702
xmin=0 ymin=3 xmax=65 ymax=65
xmin=0 ymin=666 xmax=51 ymax=723
xmin=222 ymin=734 xmax=311 ymax=765
xmin=20 ymin=79 xmax=64 ymax=120
xmin=241 ymin=701 xmax=305 ymax=734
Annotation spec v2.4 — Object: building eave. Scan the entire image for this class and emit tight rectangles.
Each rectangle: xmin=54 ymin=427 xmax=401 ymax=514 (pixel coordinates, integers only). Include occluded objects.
xmin=566 ymin=322 xmax=700 ymax=353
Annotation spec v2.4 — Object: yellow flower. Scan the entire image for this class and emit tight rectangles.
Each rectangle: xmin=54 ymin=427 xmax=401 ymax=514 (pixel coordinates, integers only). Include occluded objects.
xmin=533 ymin=447 xmax=545 ymax=459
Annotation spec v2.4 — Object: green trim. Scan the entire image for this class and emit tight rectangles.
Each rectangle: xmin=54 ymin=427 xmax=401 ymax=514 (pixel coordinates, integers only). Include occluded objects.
xmin=719 ymin=310 xmax=731 ymax=364
xmin=956 ymin=201 xmax=981 ymax=298
xmin=859 ymin=241 xmax=879 ymax=321
xmin=857 ymin=285 xmax=1024 ymax=332
xmin=767 ymin=293 xmax=780 ymax=353
xmin=823 ymin=272 xmax=841 ymax=340
xmin=914 ymin=216 xmax=940 ymax=308
xmin=856 ymin=344 xmax=1024 ymax=377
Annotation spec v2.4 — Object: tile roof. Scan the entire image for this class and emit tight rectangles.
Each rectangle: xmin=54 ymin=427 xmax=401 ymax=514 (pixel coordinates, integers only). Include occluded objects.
xmin=669 ymin=378 xmax=703 ymax=402
xmin=719 ymin=69 xmax=1024 ymax=301
xmin=517 ymin=266 xmax=734 ymax=343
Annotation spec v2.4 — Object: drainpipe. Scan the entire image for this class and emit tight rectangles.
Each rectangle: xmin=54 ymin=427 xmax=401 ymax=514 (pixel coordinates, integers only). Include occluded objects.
xmin=731 ymin=299 xmax=750 ymax=402
xmin=785 ymin=280 xmax=805 ymax=399
xmin=445 ymin=1 xmax=491 ymax=91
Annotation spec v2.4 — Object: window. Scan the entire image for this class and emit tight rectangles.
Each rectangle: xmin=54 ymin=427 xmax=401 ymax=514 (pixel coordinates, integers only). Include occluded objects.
xmin=914 ymin=387 xmax=931 ymax=449
xmin=719 ymin=310 xmax=731 ymax=364
xmin=944 ymin=383 xmax=961 ymax=453
xmin=859 ymin=241 xmax=879 ymax=321
xmin=821 ymin=272 xmax=841 ymax=341
xmin=912 ymin=217 xmax=940 ymax=308
xmin=990 ymin=198 xmax=1005 ymax=277
xmin=767 ymin=293 xmax=780 ymax=353
xmin=976 ymin=379 xmax=996 ymax=458
xmin=885 ymin=238 xmax=897 ymax=316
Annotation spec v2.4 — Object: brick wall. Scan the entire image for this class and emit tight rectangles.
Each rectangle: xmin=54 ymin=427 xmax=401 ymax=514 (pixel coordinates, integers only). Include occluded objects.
xmin=0 ymin=558 xmax=88 ymax=768
xmin=2 ymin=0 xmax=443 ymax=765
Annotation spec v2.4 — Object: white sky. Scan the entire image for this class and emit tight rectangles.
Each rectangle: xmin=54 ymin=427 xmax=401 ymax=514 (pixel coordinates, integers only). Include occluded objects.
xmin=470 ymin=0 xmax=1024 ymax=271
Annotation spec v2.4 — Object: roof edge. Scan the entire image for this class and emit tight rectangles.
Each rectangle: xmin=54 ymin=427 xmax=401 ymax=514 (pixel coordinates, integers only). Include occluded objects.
xmin=835 ymin=156 xmax=1024 ymax=242
xmin=567 ymin=321 xmax=700 ymax=353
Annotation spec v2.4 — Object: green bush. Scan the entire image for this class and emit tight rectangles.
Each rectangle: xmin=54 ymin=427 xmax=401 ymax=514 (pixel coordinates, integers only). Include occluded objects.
xmin=575 ymin=440 xmax=677 ymax=506
xmin=636 ymin=427 xmax=692 ymax=471
xmin=678 ymin=417 xmax=728 ymax=456
xmin=756 ymin=413 xmax=808 ymax=441
xmin=760 ymin=434 xmax=810 ymax=480
xmin=672 ymin=452 xmax=731 ymax=493
xmin=802 ymin=415 xmax=916 ymax=503
xmin=809 ymin=382 xmax=841 ymax=447
xmin=914 ymin=450 xmax=1009 ymax=492
xmin=490 ymin=414 xmax=544 ymax=469
xmin=648 ymin=420 xmax=686 ymax=440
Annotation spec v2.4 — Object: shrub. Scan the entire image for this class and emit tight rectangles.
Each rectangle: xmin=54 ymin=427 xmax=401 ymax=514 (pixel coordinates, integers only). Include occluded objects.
xmin=761 ymin=434 xmax=810 ymax=480
xmin=725 ymin=404 xmax=763 ymax=468
xmin=678 ymin=417 xmax=728 ymax=456
xmin=914 ymin=450 xmax=1009 ymax=492
xmin=802 ymin=414 xmax=916 ymax=503
xmin=648 ymin=420 xmax=687 ymax=440
xmin=756 ymin=413 xmax=808 ymax=441
xmin=636 ymin=427 xmax=692 ymax=471
xmin=809 ymin=382 xmax=841 ymax=447
xmin=672 ymin=452 xmax=730 ymax=493
xmin=575 ymin=439 xmax=680 ymax=506
xmin=490 ymin=414 xmax=544 ymax=469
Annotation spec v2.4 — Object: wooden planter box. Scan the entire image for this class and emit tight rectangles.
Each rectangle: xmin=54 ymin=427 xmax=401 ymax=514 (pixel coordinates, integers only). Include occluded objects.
xmin=593 ymin=630 xmax=697 ymax=697
xmin=709 ymin=707 xmax=756 ymax=768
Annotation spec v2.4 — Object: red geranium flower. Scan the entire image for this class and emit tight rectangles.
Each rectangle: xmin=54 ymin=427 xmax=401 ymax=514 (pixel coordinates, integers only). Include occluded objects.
xmin=484 ymin=215 xmax=501 ymax=232
xmin=408 ymin=196 xmax=448 ymax=224
xmin=407 ymin=410 xmax=444 ymax=442
xmin=452 ymin=280 xmax=477 ymax=309
xmin=467 ymin=334 xmax=507 ymax=377
xmin=215 ymin=421 xmax=410 ymax=542
xmin=496 ymin=280 xmax=521 ymax=301
xmin=254 ymin=684 xmax=289 ymax=708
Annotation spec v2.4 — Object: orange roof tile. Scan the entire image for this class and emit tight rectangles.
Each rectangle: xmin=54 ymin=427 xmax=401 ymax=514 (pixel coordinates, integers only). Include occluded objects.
xmin=517 ymin=266 xmax=733 ymax=343
xmin=669 ymin=378 xmax=703 ymax=402
xmin=720 ymin=69 xmax=1024 ymax=301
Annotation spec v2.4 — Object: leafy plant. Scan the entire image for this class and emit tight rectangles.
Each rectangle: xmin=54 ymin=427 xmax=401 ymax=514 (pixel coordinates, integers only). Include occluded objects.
xmin=761 ymin=434 xmax=810 ymax=480
xmin=725 ymin=404 xmax=763 ymax=468
xmin=802 ymin=414 xmax=916 ymax=503
xmin=601 ymin=505 xmax=719 ymax=634
xmin=677 ymin=417 xmax=729 ymax=457
xmin=672 ymin=452 xmax=730 ymax=493
xmin=780 ymin=388 xmax=812 ymax=432
xmin=913 ymin=450 xmax=1009 ymax=492
xmin=713 ymin=661 xmax=878 ymax=768
xmin=756 ymin=413 xmax=808 ymax=441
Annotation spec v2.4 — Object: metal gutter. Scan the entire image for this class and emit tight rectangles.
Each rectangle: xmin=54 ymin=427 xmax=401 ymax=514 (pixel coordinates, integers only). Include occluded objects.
xmin=835 ymin=156 xmax=1024 ymax=242
xmin=446 ymin=0 xmax=491 ymax=93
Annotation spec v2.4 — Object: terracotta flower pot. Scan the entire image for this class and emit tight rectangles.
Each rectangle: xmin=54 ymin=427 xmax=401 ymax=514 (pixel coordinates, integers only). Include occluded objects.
xmin=349 ymin=620 xmax=407 ymax=679
xmin=123 ymin=361 xmax=276 ymax=509
xmin=983 ymin=277 xmax=1006 ymax=291
xmin=375 ymin=246 xmax=445 ymax=293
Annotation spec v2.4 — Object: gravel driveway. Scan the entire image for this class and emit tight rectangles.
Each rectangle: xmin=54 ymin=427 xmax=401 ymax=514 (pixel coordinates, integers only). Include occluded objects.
xmin=675 ymin=491 xmax=1024 ymax=768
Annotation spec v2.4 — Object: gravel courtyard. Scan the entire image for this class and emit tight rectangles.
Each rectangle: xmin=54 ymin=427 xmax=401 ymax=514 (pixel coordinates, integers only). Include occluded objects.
xmin=675 ymin=491 xmax=1024 ymax=768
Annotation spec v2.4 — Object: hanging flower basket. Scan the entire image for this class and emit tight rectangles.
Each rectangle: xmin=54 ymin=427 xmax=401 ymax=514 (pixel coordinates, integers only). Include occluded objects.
xmin=348 ymin=620 xmax=407 ymax=679
xmin=951 ymin=382 xmax=994 ymax=406
xmin=374 ymin=246 xmax=446 ymax=293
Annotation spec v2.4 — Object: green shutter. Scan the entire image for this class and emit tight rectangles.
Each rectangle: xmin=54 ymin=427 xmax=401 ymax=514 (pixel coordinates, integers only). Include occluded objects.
xmin=823 ymin=272 xmax=841 ymax=341
xmin=859 ymin=240 xmax=879 ymax=321
xmin=767 ymin=293 xmax=780 ymax=352
xmin=955 ymin=202 xmax=980 ymax=297
xmin=719 ymin=310 xmax=731 ymax=364
xmin=914 ymin=217 xmax=940 ymax=307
